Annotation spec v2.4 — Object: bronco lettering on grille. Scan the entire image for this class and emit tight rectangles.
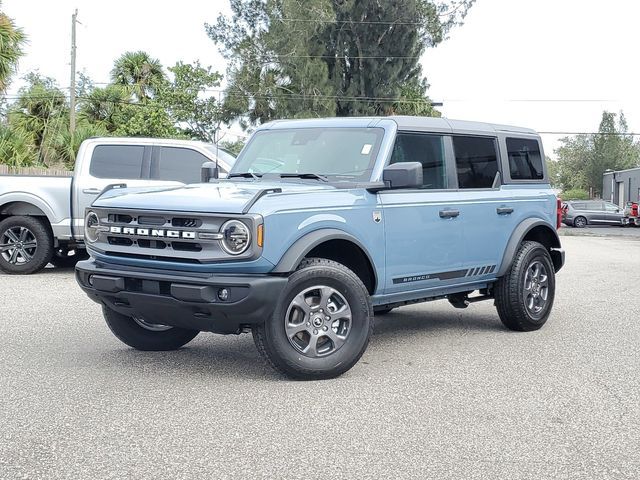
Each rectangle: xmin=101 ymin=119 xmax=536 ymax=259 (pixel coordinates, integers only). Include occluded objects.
xmin=109 ymin=226 xmax=196 ymax=239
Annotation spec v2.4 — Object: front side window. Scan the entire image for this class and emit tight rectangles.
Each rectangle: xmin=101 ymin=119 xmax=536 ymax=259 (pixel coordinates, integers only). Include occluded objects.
xmin=389 ymin=133 xmax=446 ymax=189
xmin=89 ymin=145 xmax=145 ymax=179
xmin=604 ymin=202 xmax=619 ymax=212
xmin=506 ymin=137 xmax=544 ymax=180
xmin=151 ymin=147 xmax=212 ymax=184
xmin=231 ymin=128 xmax=384 ymax=181
xmin=453 ymin=136 xmax=499 ymax=189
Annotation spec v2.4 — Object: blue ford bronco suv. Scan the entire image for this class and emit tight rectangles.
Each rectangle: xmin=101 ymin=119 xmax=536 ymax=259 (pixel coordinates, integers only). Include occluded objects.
xmin=76 ymin=117 xmax=565 ymax=379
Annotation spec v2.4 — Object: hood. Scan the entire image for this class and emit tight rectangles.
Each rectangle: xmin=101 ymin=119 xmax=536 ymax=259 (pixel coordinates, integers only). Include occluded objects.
xmin=92 ymin=180 xmax=336 ymax=214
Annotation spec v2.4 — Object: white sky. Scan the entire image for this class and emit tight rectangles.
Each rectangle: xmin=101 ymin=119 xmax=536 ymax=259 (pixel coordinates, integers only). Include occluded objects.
xmin=4 ymin=0 xmax=640 ymax=156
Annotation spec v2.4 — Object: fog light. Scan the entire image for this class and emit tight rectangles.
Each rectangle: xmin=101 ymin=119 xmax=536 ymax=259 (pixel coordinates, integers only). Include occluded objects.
xmin=88 ymin=275 xmax=94 ymax=286
xmin=218 ymin=288 xmax=230 ymax=301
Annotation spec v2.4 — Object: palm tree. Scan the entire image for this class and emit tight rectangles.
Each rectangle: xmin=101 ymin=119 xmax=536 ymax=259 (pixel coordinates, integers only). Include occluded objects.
xmin=0 ymin=2 xmax=26 ymax=92
xmin=79 ymin=84 xmax=129 ymax=132
xmin=110 ymin=51 xmax=165 ymax=102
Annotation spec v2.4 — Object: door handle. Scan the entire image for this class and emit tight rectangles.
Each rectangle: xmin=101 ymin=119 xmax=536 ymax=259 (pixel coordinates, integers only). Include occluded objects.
xmin=82 ymin=188 xmax=102 ymax=195
xmin=439 ymin=209 xmax=460 ymax=219
xmin=496 ymin=207 xmax=514 ymax=215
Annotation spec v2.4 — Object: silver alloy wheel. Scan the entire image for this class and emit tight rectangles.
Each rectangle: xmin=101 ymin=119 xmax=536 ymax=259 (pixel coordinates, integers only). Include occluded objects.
xmin=574 ymin=216 xmax=587 ymax=228
xmin=285 ymin=285 xmax=352 ymax=358
xmin=132 ymin=316 xmax=173 ymax=332
xmin=523 ymin=260 xmax=549 ymax=316
xmin=0 ymin=226 xmax=38 ymax=265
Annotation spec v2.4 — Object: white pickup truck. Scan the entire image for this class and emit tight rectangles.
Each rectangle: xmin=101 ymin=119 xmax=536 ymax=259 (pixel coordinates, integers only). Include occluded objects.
xmin=0 ymin=137 xmax=235 ymax=274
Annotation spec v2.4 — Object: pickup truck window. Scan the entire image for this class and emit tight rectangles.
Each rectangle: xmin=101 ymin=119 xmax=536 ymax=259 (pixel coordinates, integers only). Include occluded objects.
xmin=232 ymin=128 xmax=384 ymax=181
xmin=453 ymin=136 xmax=499 ymax=189
xmin=90 ymin=145 xmax=145 ymax=180
xmin=506 ymin=137 xmax=544 ymax=180
xmin=151 ymin=147 xmax=212 ymax=184
xmin=390 ymin=133 xmax=446 ymax=189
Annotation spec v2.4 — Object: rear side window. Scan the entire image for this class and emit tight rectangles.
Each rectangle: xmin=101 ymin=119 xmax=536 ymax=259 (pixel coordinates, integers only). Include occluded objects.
xmin=453 ymin=136 xmax=499 ymax=189
xmin=90 ymin=145 xmax=145 ymax=179
xmin=571 ymin=203 xmax=587 ymax=210
xmin=506 ymin=138 xmax=544 ymax=180
xmin=587 ymin=201 xmax=603 ymax=210
xmin=151 ymin=147 xmax=212 ymax=184
xmin=390 ymin=133 xmax=447 ymax=189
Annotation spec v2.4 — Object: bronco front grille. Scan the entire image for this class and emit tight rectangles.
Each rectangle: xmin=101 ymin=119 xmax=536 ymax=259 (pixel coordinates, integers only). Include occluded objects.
xmin=91 ymin=208 xmax=260 ymax=263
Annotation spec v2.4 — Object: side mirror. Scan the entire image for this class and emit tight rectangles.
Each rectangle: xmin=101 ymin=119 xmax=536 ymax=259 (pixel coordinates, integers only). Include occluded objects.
xmin=201 ymin=161 xmax=219 ymax=183
xmin=382 ymin=162 xmax=423 ymax=189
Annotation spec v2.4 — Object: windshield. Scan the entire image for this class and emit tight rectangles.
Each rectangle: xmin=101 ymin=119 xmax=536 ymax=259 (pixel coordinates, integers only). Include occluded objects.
xmin=231 ymin=127 xmax=385 ymax=181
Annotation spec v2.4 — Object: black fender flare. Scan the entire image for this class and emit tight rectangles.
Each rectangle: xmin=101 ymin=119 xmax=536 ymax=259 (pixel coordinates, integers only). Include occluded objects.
xmin=497 ymin=219 xmax=563 ymax=276
xmin=272 ymin=228 xmax=378 ymax=283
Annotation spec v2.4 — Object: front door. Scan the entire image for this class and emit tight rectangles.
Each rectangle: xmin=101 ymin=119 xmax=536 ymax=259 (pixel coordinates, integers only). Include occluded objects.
xmin=380 ymin=132 xmax=465 ymax=295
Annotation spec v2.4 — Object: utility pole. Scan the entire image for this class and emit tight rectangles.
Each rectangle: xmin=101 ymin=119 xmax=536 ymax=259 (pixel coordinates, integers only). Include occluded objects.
xmin=69 ymin=9 xmax=78 ymax=133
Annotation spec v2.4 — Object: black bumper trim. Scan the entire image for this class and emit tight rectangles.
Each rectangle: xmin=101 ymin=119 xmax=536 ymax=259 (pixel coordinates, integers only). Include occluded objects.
xmin=76 ymin=260 xmax=287 ymax=334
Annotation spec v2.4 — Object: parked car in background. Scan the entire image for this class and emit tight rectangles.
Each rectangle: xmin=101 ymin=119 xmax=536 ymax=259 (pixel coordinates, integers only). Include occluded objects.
xmin=0 ymin=137 xmax=235 ymax=274
xmin=562 ymin=200 xmax=625 ymax=227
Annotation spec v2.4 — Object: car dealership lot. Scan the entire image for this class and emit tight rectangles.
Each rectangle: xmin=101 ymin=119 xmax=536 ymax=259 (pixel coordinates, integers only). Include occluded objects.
xmin=1 ymin=236 xmax=638 ymax=479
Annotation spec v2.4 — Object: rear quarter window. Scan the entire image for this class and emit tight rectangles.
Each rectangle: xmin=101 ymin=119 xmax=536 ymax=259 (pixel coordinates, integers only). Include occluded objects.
xmin=89 ymin=145 xmax=145 ymax=179
xmin=506 ymin=137 xmax=544 ymax=180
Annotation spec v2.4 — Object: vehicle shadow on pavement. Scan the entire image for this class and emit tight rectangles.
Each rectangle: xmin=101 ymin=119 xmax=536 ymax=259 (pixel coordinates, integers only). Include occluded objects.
xmin=372 ymin=308 xmax=505 ymax=338
xmin=91 ymin=309 xmax=505 ymax=381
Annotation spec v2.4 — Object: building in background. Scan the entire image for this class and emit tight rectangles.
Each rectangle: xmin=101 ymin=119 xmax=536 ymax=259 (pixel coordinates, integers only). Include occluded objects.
xmin=603 ymin=168 xmax=640 ymax=207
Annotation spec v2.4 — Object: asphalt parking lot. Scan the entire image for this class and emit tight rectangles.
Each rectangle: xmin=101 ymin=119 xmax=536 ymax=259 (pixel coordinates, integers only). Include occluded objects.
xmin=1 ymin=235 xmax=639 ymax=479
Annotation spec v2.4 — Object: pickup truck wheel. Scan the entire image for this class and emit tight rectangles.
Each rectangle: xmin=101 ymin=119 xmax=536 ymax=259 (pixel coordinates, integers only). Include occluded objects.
xmin=0 ymin=216 xmax=53 ymax=275
xmin=253 ymin=258 xmax=373 ymax=380
xmin=50 ymin=248 xmax=89 ymax=269
xmin=494 ymin=241 xmax=556 ymax=332
xmin=102 ymin=306 xmax=199 ymax=351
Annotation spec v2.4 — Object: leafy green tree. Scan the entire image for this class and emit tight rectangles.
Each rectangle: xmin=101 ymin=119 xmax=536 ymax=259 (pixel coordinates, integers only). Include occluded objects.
xmin=111 ymin=102 xmax=181 ymax=138
xmin=7 ymin=73 xmax=68 ymax=164
xmin=79 ymin=84 xmax=130 ymax=133
xmin=220 ymin=138 xmax=245 ymax=156
xmin=555 ymin=111 xmax=640 ymax=195
xmin=0 ymin=124 xmax=36 ymax=166
xmin=0 ymin=2 xmax=26 ymax=92
xmin=156 ymin=61 xmax=224 ymax=142
xmin=207 ymin=0 xmax=472 ymax=125
xmin=111 ymin=51 xmax=165 ymax=102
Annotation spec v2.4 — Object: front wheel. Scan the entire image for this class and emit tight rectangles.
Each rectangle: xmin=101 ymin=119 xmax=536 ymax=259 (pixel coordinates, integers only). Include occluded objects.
xmin=494 ymin=241 xmax=556 ymax=332
xmin=253 ymin=258 xmax=373 ymax=380
xmin=102 ymin=306 xmax=199 ymax=351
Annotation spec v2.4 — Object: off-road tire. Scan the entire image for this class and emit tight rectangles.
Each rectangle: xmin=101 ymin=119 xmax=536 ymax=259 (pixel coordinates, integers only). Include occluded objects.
xmin=103 ymin=306 xmax=199 ymax=351
xmin=494 ymin=241 xmax=556 ymax=332
xmin=0 ymin=216 xmax=53 ymax=275
xmin=49 ymin=248 xmax=89 ymax=269
xmin=253 ymin=258 xmax=373 ymax=380
xmin=573 ymin=216 xmax=587 ymax=228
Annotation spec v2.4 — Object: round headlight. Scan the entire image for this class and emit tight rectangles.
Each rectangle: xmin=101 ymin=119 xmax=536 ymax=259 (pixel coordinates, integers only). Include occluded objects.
xmin=220 ymin=220 xmax=251 ymax=255
xmin=84 ymin=211 xmax=100 ymax=243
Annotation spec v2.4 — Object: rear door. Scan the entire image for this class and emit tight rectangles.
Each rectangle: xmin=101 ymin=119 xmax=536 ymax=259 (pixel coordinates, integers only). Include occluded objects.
xmin=586 ymin=201 xmax=606 ymax=223
xmin=380 ymin=132 xmax=466 ymax=294
xmin=452 ymin=135 xmax=513 ymax=278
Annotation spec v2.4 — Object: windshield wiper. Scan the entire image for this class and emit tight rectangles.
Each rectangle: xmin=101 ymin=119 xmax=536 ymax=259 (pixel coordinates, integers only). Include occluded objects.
xmin=278 ymin=173 xmax=329 ymax=182
xmin=228 ymin=172 xmax=261 ymax=179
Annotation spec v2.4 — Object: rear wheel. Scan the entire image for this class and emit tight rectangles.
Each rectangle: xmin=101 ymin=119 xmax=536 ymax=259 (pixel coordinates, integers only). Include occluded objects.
xmin=253 ymin=258 xmax=373 ymax=380
xmin=573 ymin=216 xmax=587 ymax=228
xmin=102 ymin=306 xmax=199 ymax=351
xmin=494 ymin=241 xmax=556 ymax=332
xmin=0 ymin=216 xmax=53 ymax=274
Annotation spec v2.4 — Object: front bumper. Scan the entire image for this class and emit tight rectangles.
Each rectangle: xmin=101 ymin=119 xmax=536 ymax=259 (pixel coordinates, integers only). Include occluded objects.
xmin=76 ymin=259 xmax=287 ymax=334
